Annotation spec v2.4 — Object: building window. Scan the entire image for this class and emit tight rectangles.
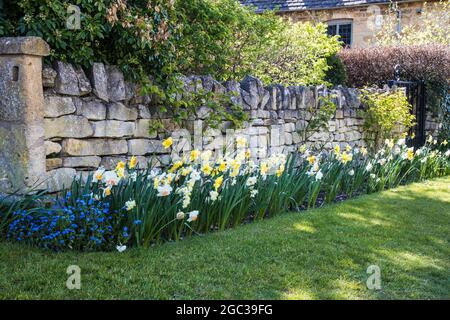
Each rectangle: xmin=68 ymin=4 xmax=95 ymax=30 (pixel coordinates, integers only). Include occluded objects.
xmin=327 ymin=20 xmax=353 ymax=47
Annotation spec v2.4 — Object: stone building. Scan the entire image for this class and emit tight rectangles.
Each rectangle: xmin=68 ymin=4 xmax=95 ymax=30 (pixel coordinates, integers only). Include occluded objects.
xmin=241 ymin=0 xmax=440 ymax=47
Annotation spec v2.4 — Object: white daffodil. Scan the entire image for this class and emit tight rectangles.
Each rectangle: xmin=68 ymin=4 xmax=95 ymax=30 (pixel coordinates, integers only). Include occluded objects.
xmin=129 ymin=172 xmax=137 ymax=182
xmin=93 ymin=167 xmax=106 ymax=183
xmin=246 ymin=176 xmax=257 ymax=187
xmin=190 ymin=169 xmax=201 ymax=182
xmin=125 ymin=200 xmax=136 ymax=211
xmin=349 ymin=169 xmax=355 ymax=176
xmin=315 ymin=170 xmax=323 ymax=181
xmin=103 ymin=170 xmax=120 ymax=186
xmin=187 ymin=210 xmax=199 ymax=222
xmin=148 ymin=169 xmax=159 ymax=179
xmin=182 ymin=196 xmax=191 ymax=209
xmin=116 ymin=244 xmax=127 ymax=253
xmin=176 ymin=211 xmax=185 ymax=220
xmin=209 ymin=190 xmax=219 ymax=202
xmin=157 ymin=184 xmax=173 ymax=197
xmin=365 ymin=163 xmax=373 ymax=172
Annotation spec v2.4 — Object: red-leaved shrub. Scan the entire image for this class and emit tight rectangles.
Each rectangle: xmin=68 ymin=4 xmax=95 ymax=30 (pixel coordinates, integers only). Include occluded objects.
xmin=338 ymin=45 xmax=450 ymax=88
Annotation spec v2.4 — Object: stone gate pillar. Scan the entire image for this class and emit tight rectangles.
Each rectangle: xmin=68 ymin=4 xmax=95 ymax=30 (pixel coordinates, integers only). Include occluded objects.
xmin=0 ymin=37 xmax=49 ymax=193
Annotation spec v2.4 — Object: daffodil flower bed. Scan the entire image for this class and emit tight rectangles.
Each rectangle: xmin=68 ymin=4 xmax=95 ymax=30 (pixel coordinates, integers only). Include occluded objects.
xmin=2 ymin=137 xmax=449 ymax=252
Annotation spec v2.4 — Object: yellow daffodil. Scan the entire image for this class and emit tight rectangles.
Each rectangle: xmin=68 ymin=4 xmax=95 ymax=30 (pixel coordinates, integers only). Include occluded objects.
xmin=307 ymin=155 xmax=316 ymax=165
xmin=334 ymin=145 xmax=340 ymax=154
xmin=236 ymin=136 xmax=247 ymax=148
xmin=94 ymin=172 xmax=103 ymax=182
xmin=214 ymin=176 xmax=223 ymax=191
xmin=201 ymin=163 xmax=213 ymax=176
xmin=116 ymin=167 xmax=125 ymax=178
xmin=168 ymin=160 xmax=183 ymax=173
xmin=341 ymin=152 xmax=352 ymax=164
xmin=162 ymin=137 xmax=173 ymax=149
xmin=345 ymin=144 xmax=352 ymax=152
xmin=230 ymin=167 xmax=240 ymax=177
xmin=442 ymin=140 xmax=448 ymax=146
xmin=103 ymin=187 xmax=111 ymax=197
xmin=153 ymin=177 xmax=159 ymax=189
xmin=276 ymin=164 xmax=285 ymax=177
xmin=245 ymin=149 xmax=251 ymax=159
xmin=190 ymin=150 xmax=200 ymax=162
xmin=299 ymin=144 xmax=307 ymax=153
xmin=361 ymin=147 xmax=368 ymax=156
xmin=115 ymin=161 xmax=125 ymax=171
xmin=218 ymin=160 xmax=227 ymax=172
xmin=128 ymin=156 xmax=137 ymax=169
xmin=260 ymin=162 xmax=269 ymax=175
xmin=180 ymin=167 xmax=192 ymax=176
xmin=406 ymin=148 xmax=414 ymax=161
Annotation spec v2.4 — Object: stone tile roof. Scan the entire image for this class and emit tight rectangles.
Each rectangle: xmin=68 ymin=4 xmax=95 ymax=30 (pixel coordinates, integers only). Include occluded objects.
xmin=241 ymin=1 xmax=405 ymax=12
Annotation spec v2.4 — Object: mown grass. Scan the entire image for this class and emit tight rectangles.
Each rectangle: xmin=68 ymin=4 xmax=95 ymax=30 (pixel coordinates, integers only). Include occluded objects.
xmin=1 ymin=177 xmax=449 ymax=300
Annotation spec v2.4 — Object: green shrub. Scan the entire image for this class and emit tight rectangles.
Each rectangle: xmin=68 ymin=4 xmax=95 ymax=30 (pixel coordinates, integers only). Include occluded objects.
xmin=0 ymin=1 xmax=178 ymax=82
xmin=324 ymin=54 xmax=347 ymax=86
xmin=249 ymin=22 xmax=342 ymax=86
xmin=360 ymin=89 xmax=416 ymax=151
xmin=175 ymin=0 xmax=281 ymax=81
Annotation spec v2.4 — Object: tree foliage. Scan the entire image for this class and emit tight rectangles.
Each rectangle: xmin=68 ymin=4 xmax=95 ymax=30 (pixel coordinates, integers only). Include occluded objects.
xmin=360 ymin=90 xmax=416 ymax=151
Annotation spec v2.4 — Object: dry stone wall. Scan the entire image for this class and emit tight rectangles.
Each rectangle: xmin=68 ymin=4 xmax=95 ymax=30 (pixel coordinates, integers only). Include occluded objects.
xmin=0 ymin=37 xmax=441 ymax=193
xmin=42 ymin=63 xmax=367 ymax=175
xmin=41 ymin=62 xmax=441 ymax=192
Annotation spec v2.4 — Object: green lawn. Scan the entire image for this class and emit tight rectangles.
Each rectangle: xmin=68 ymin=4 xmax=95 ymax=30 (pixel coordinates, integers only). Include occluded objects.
xmin=1 ymin=177 xmax=449 ymax=300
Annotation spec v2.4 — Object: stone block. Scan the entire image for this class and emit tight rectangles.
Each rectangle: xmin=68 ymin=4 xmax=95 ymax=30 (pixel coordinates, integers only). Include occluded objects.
xmin=100 ymin=156 xmax=127 ymax=170
xmin=45 ymin=141 xmax=62 ymax=156
xmin=107 ymin=102 xmax=138 ymax=121
xmin=127 ymin=139 xmax=168 ymax=156
xmin=45 ymin=168 xmax=77 ymax=192
xmin=88 ymin=62 xmax=109 ymax=101
xmin=92 ymin=120 xmax=134 ymax=138
xmin=75 ymin=66 xmax=91 ymax=95
xmin=53 ymin=61 xmax=80 ymax=96
xmin=44 ymin=95 xmax=76 ymax=118
xmin=77 ymin=99 xmax=107 ymax=120
xmin=63 ymin=156 xmax=101 ymax=168
xmin=106 ymin=65 xmax=126 ymax=102
xmin=44 ymin=115 xmax=93 ymax=138
xmin=42 ymin=66 xmax=57 ymax=88
xmin=46 ymin=158 xmax=62 ymax=171
xmin=137 ymin=104 xmax=151 ymax=119
xmin=63 ymin=139 xmax=128 ymax=156
xmin=134 ymin=119 xmax=157 ymax=138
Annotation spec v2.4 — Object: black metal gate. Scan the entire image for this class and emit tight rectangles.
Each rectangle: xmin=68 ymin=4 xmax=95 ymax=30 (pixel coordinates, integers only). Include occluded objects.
xmin=388 ymin=79 xmax=426 ymax=148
